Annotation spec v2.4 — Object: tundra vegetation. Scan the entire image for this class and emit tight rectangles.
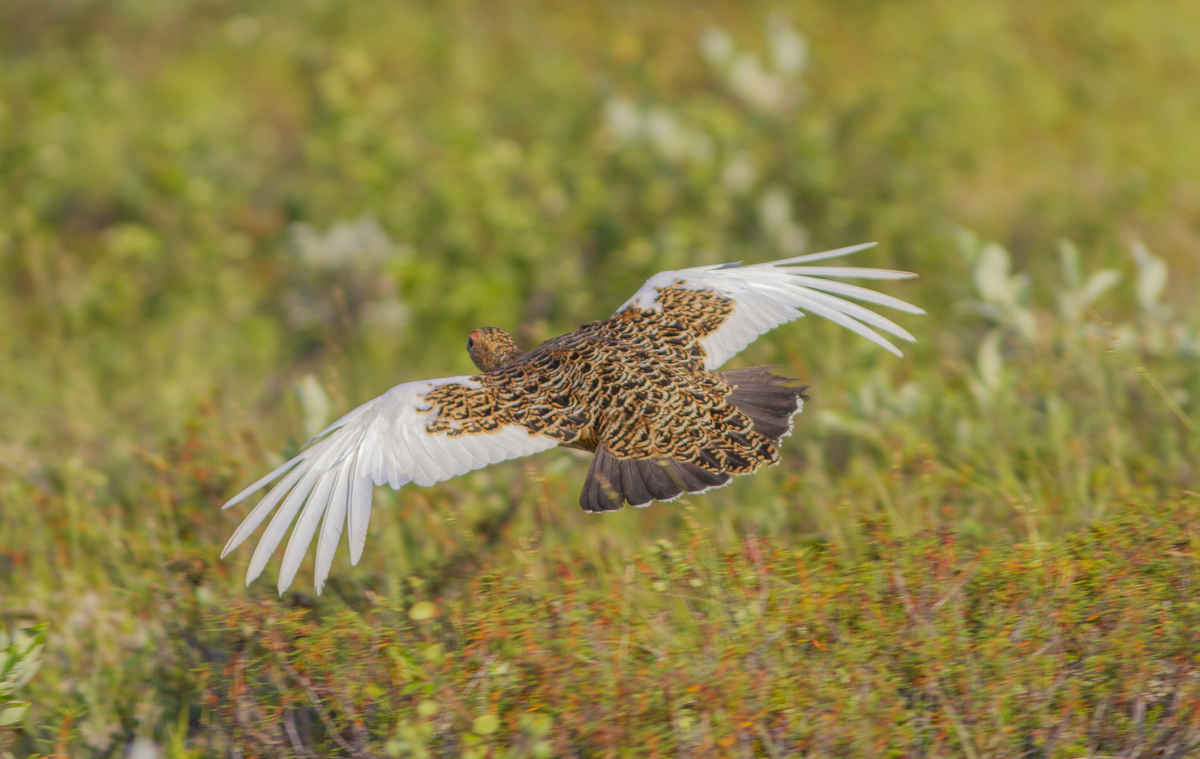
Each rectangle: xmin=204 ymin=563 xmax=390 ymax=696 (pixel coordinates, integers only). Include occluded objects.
xmin=1 ymin=1 xmax=1199 ymax=756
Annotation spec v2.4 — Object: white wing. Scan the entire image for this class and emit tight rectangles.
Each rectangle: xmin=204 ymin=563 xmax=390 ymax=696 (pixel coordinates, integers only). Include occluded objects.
xmin=617 ymin=242 xmax=924 ymax=369
xmin=220 ymin=376 xmax=559 ymax=595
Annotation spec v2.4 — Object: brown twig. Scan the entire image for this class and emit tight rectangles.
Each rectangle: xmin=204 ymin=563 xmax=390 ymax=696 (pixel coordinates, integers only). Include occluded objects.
xmin=892 ymin=565 xmax=980 ymax=759
xmin=266 ymin=631 xmax=376 ymax=759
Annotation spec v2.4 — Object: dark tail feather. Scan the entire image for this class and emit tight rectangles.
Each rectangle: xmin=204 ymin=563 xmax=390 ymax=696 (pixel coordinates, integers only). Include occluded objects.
xmin=580 ymin=445 xmax=732 ymax=513
xmin=719 ymin=366 xmax=807 ymax=442
xmin=578 ymin=367 xmax=802 ymax=513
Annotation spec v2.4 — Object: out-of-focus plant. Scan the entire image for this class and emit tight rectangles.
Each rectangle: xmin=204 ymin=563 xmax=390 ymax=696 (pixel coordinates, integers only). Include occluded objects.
xmin=956 ymin=232 xmax=1126 ymax=344
xmin=294 ymin=373 xmax=333 ymax=441
xmin=1055 ymin=239 xmax=1122 ymax=325
xmin=603 ymin=99 xmax=714 ymax=166
xmin=1113 ymin=240 xmax=1200 ymax=357
xmin=0 ymin=624 xmax=44 ymax=752
xmin=602 ymin=16 xmax=818 ymax=269
xmin=285 ymin=215 xmax=411 ymax=335
xmin=701 ymin=17 xmax=807 ymax=115
xmin=958 ymin=232 xmax=1036 ymax=342
xmin=960 ymin=232 xmax=1198 ymax=368
xmin=816 ymin=368 xmax=924 ymax=447
xmin=956 ymin=232 xmax=1155 ymax=406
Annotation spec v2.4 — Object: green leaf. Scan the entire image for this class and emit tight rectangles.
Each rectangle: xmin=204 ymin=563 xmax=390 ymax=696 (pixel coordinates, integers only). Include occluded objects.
xmin=0 ymin=702 xmax=29 ymax=726
xmin=408 ymin=602 xmax=436 ymax=621
xmin=472 ymin=714 xmax=499 ymax=735
xmin=1081 ymin=270 xmax=1122 ymax=306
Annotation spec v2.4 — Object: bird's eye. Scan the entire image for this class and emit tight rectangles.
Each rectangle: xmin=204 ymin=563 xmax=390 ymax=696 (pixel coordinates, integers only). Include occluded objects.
xmin=467 ymin=336 xmax=475 ymax=349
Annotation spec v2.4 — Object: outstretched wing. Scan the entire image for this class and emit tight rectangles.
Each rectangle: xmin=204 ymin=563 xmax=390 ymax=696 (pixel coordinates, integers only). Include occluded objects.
xmin=221 ymin=376 xmax=559 ymax=594
xmin=616 ymin=242 xmax=924 ymax=369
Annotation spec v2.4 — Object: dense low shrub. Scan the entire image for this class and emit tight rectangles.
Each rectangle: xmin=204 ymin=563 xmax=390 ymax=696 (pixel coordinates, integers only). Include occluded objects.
xmin=154 ymin=498 xmax=1200 ymax=758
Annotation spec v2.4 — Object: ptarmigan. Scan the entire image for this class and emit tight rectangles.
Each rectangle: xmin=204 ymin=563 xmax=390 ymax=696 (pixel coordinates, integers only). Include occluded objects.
xmin=222 ymin=243 xmax=922 ymax=593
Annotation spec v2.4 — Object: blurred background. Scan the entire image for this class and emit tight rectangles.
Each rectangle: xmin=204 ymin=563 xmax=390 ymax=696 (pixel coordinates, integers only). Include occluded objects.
xmin=1 ymin=0 xmax=1199 ymax=752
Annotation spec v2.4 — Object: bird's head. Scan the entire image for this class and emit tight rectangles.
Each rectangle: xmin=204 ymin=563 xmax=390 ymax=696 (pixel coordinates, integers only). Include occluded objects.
xmin=467 ymin=327 xmax=523 ymax=373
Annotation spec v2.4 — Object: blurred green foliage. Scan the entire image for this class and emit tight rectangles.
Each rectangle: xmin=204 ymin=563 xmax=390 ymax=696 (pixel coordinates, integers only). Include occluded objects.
xmin=1 ymin=0 xmax=1199 ymax=755
xmin=0 ymin=624 xmax=44 ymax=754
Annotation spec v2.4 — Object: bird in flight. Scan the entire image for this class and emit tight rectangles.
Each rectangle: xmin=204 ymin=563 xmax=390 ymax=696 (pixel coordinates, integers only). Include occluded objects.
xmin=222 ymin=242 xmax=922 ymax=593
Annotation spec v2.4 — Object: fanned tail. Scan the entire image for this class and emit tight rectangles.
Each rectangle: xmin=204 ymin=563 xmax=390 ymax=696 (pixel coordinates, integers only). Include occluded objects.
xmin=718 ymin=366 xmax=807 ymax=441
xmin=578 ymin=367 xmax=805 ymax=512
xmin=580 ymin=446 xmax=731 ymax=512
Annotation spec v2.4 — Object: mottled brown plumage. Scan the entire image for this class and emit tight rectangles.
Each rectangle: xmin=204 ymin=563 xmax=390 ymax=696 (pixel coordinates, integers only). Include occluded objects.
xmin=427 ymin=284 xmax=807 ymax=511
